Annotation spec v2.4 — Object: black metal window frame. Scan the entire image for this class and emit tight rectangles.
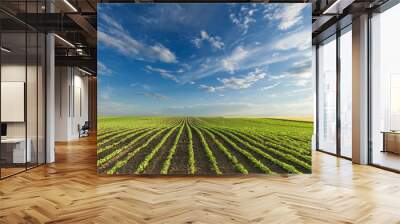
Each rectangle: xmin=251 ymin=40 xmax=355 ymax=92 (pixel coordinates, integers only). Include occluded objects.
xmin=315 ymin=0 xmax=400 ymax=173
xmin=0 ymin=0 xmax=48 ymax=180
xmin=314 ymin=22 xmax=353 ymax=161
xmin=367 ymin=1 xmax=400 ymax=173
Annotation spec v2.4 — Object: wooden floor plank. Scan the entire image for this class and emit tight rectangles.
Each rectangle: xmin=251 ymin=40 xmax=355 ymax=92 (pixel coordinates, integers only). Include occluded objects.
xmin=0 ymin=135 xmax=399 ymax=223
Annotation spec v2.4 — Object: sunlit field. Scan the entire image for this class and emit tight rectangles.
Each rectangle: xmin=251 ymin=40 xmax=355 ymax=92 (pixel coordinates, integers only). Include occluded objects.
xmin=97 ymin=116 xmax=313 ymax=175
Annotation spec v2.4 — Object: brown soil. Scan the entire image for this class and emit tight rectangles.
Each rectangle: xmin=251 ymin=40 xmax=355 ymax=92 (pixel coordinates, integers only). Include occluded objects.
xmin=207 ymin=128 xmax=263 ymax=174
xmin=168 ymin=124 xmax=189 ymax=174
xmin=98 ymin=129 xmax=159 ymax=173
xmin=97 ymin=128 xmax=149 ymax=159
xmin=143 ymin=127 xmax=180 ymax=174
xmin=199 ymin=128 xmax=237 ymax=174
xmin=210 ymin=128 xmax=286 ymax=173
xmin=190 ymin=125 xmax=213 ymax=175
xmin=117 ymin=128 xmax=171 ymax=174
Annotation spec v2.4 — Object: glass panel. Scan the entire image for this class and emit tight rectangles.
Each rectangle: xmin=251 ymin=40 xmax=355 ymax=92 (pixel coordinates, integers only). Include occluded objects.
xmin=38 ymin=32 xmax=45 ymax=165
xmin=26 ymin=0 xmax=40 ymax=169
xmin=318 ymin=36 xmax=337 ymax=154
xmin=1 ymin=31 xmax=27 ymax=177
xmin=340 ymin=28 xmax=352 ymax=158
xmin=371 ymin=4 xmax=400 ymax=171
xmin=27 ymin=31 xmax=38 ymax=169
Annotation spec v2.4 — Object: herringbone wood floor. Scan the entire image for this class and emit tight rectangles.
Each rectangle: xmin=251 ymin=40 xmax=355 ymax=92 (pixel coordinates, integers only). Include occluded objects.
xmin=1 ymin=136 xmax=400 ymax=224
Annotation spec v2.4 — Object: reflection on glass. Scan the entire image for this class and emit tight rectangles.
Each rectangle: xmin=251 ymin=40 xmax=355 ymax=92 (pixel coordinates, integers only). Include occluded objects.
xmin=340 ymin=28 xmax=352 ymax=158
xmin=38 ymin=33 xmax=46 ymax=165
xmin=371 ymin=3 xmax=400 ymax=171
xmin=318 ymin=36 xmax=337 ymax=154
xmin=1 ymin=32 xmax=27 ymax=177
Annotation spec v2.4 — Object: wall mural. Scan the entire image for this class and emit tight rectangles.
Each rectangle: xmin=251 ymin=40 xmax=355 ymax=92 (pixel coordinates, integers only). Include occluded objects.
xmin=97 ymin=3 xmax=313 ymax=175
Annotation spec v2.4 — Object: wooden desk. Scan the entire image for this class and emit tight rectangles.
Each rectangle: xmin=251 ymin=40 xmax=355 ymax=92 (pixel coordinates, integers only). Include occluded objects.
xmin=1 ymin=138 xmax=31 ymax=163
xmin=382 ymin=131 xmax=400 ymax=154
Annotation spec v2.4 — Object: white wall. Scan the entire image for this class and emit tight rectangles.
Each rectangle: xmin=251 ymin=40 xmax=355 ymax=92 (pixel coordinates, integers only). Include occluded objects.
xmin=55 ymin=67 xmax=89 ymax=141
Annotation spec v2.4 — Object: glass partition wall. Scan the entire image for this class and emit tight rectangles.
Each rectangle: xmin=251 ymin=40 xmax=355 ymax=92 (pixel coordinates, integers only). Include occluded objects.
xmin=339 ymin=26 xmax=352 ymax=159
xmin=317 ymin=35 xmax=337 ymax=155
xmin=316 ymin=25 xmax=353 ymax=159
xmin=370 ymin=3 xmax=400 ymax=171
xmin=0 ymin=2 xmax=46 ymax=179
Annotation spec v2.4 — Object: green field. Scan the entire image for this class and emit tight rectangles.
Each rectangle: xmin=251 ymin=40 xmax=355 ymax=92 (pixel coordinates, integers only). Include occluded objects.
xmin=97 ymin=116 xmax=313 ymax=175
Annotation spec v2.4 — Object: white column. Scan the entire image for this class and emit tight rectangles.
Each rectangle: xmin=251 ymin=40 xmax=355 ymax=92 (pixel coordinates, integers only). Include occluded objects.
xmin=312 ymin=45 xmax=317 ymax=151
xmin=45 ymin=1 xmax=55 ymax=163
xmin=46 ymin=33 xmax=55 ymax=163
xmin=352 ymin=14 xmax=369 ymax=164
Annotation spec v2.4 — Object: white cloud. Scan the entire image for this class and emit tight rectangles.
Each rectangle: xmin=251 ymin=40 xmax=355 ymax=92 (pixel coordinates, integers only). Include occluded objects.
xmin=199 ymin=84 xmax=218 ymax=93
xmin=293 ymin=71 xmax=312 ymax=79
xmin=145 ymin=65 xmax=179 ymax=83
xmin=192 ymin=30 xmax=224 ymax=50
xmin=221 ymin=46 xmax=249 ymax=73
xmin=181 ymin=41 xmax=307 ymax=84
xmin=267 ymin=70 xmax=311 ymax=87
xmin=294 ymin=79 xmax=310 ymax=87
xmin=199 ymin=68 xmax=266 ymax=92
xmin=98 ymin=62 xmax=112 ymax=76
xmin=269 ymin=74 xmax=289 ymax=80
xmin=230 ymin=6 xmax=258 ymax=35
xmin=219 ymin=68 xmax=266 ymax=90
xmin=260 ymin=82 xmax=280 ymax=91
xmin=98 ymin=13 xmax=177 ymax=63
xmin=263 ymin=4 xmax=308 ymax=30
xmin=291 ymin=70 xmax=312 ymax=87
xmin=274 ymin=29 xmax=310 ymax=51
xmin=287 ymin=87 xmax=312 ymax=96
xmin=149 ymin=44 xmax=177 ymax=63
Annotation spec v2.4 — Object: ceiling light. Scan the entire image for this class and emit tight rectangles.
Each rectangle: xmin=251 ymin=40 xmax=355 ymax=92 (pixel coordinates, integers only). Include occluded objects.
xmin=54 ymin=34 xmax=75 ymax=48
xmin=63 ymin=0 xmax=78 ymax=12
xmin=1 ymin=47 xmax=11 ymax=53
xmin=322 ymin=0 xmax=355 ymax=15
xmin=78 ymin=67 xmax=92 ymax=76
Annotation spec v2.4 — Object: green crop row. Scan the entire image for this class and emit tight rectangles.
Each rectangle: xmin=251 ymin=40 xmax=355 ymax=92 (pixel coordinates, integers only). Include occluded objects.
xmin=225 ymin=129 xmax=311 ymax=172
xmin=253 ymin=132 xmax=311 ymax=156
xmin=160 ymin=120 xmax=186 ymax=174
xmin=97 ymin=128 xmax=143 ymax=149
xmin=210 ymin=127 xmax=301 ymax=174
xmin=256 ymin=133 xmax=311 ymax=155
xmin=107 ymin=127 xmax=170 ymax=174
xmin=97 ymin=128 xmax=160 ymax=168
xmin=198 ymin=126 xmax=248 ymax=174
xmin=187 ymin=118 xmax=196 ymax=174
xmin=97 ymin=128 xmax=130 ymax=143
xmin=192 ymin=126 xmax=221 ymax=175
xmin=136 ymin=124 xmax=181 ymax=174
xmin=97 ymin=128 xmax=151 ymax=155
xmin=203 ymin=127 xmax=272 ymax=174
xmin=225 ymin=128 xmax=311 ymax=164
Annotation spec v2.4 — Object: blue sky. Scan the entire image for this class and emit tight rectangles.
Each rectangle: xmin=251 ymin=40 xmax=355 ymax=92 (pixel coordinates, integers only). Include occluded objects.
xmin=98 ymin=3 xmax=312 ymax=117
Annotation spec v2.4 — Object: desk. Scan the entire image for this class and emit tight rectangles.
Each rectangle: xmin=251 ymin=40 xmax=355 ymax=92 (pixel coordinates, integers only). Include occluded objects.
xmin=382 ymin=131 xmax=400 ymax=154
xmin=1 ymin=138 xmax=31 ymax=163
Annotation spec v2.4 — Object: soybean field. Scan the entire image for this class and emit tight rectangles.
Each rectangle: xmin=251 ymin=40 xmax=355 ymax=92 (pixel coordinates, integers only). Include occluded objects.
xmin=97 ymin=116 xmax=313 ymax=175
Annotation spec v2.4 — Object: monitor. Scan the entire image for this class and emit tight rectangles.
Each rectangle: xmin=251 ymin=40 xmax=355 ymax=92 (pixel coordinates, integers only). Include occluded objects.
xmin=1 ymin=123 xmax=7 ymax=137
